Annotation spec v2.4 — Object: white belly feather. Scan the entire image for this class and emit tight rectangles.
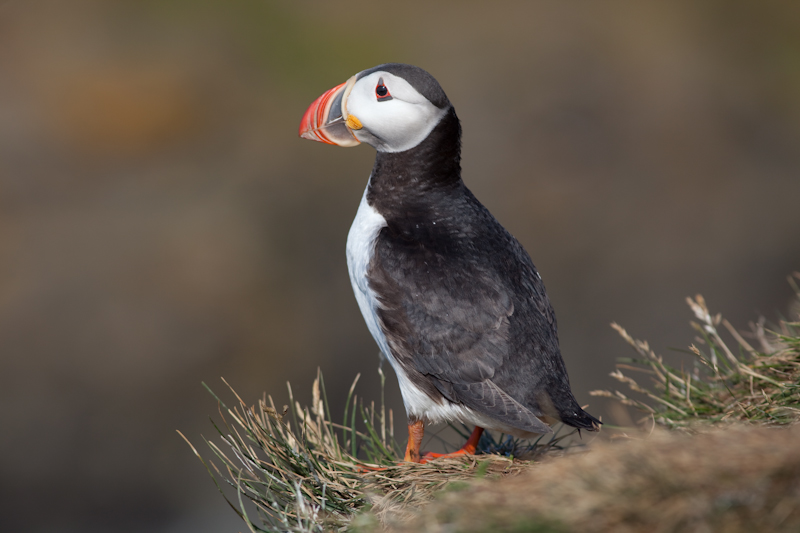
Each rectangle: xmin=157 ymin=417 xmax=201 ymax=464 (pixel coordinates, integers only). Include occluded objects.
xmin=345 ymin=185 xmax=392 ymax=361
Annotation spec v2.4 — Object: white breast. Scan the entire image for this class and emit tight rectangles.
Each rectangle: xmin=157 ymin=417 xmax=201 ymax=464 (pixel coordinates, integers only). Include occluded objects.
xmin=346 ymin=184 xmax=391 ymax=360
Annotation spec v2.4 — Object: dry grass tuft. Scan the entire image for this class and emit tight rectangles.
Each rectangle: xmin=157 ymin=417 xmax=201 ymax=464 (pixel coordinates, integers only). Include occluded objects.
xmin=591 ymin=273 xmax=800 ymax=429
xmin=180 ymin=368 xmax=583 ymax=532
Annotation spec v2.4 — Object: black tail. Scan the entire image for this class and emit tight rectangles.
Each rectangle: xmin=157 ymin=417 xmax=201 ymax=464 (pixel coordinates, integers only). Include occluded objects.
xmin=560 ymin=407 xmax=602 ymax=431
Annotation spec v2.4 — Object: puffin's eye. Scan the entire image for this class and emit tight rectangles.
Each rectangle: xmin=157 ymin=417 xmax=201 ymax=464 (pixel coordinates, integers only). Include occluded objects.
xmin=375 ymin=77 xmax=393 ymax=101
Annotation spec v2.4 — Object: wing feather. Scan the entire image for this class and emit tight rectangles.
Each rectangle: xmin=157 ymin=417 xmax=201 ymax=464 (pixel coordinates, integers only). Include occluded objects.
xmin=368 ymin=192 xmax=566 ymax=434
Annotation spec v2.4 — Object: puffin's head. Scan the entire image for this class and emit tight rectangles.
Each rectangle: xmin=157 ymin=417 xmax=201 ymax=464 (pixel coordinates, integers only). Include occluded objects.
xmin=299 ymin=63 xmax=450 ymax=153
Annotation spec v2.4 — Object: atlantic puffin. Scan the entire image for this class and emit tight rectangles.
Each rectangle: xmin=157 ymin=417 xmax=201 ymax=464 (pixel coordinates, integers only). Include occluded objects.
xmin=299 ymin=63 xmax=600 ymax=463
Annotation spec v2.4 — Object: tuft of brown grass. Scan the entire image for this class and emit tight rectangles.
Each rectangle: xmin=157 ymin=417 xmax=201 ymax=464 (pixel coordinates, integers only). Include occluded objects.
xmin=591 ymin=273 xmax=800 ymax=429
xmin=180 ymin=368 xmax=584 ymax=532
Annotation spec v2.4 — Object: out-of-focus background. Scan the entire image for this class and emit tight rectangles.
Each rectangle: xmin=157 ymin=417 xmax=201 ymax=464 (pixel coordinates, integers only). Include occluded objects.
xmin=1 ymin=1 xmax=799 ymax=531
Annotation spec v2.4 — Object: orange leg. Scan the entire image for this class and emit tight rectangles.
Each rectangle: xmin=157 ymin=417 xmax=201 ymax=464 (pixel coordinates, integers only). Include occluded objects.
xmin=366 ymin=421 xmax=480 ymax=469
xmin=420 ymin=426 xmax=484 ymax=462
xmin=357 ymin=420 xmax=423 ymax=471
xmin=404 ymin=419 xmax=425 ymax=462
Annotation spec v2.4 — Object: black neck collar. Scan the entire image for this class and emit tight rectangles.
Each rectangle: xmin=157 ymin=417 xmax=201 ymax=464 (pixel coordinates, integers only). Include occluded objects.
xmin=366 ymin=107 xmax=462 ymax=212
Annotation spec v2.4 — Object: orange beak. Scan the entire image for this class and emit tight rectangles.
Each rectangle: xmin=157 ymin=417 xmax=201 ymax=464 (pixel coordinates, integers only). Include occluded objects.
xmin=298 ymin=77 xmax=360 ymax=147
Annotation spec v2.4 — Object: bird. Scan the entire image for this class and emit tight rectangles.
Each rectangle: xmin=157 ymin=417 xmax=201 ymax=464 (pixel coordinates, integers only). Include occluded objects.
xmin=298 ymin=63 xmax=600 ymax=463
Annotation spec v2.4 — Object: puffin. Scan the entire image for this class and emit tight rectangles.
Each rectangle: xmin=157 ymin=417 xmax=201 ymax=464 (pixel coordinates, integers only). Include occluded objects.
xmin=298 ymin=63 xmax=600 ymax=463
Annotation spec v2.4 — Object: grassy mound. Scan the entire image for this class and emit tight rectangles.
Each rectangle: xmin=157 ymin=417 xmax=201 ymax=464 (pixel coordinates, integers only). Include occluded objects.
xmin=384 ymin=424 xmax=800 ymax=533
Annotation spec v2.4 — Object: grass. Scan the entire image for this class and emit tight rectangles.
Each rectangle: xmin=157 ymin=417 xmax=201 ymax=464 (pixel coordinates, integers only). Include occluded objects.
xmin=182 ymin=273 xmax=800 ymax=532
xmin=179 ymin=368 xmax=584 ymax=532
xmin=590 ymin=273 xmax=800 ymax=429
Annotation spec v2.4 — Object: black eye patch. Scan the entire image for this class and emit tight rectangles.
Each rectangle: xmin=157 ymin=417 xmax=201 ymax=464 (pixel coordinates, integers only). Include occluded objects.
xmin=375 ymin=77 xmax=393 ymax=101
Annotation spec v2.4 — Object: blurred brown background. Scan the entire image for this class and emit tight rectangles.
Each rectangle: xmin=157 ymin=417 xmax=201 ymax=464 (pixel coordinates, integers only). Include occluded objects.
xmin=1 ymin=1 xmax=799 ymax=531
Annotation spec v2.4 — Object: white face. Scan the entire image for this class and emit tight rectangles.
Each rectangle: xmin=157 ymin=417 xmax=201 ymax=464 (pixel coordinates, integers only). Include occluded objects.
xmin=345 ymin=70 xmax=448 ymax=153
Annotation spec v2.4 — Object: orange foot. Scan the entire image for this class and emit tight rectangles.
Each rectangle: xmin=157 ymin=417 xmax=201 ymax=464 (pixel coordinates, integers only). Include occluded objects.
xmin=405 ymin=423 xmax=484 ymax=464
